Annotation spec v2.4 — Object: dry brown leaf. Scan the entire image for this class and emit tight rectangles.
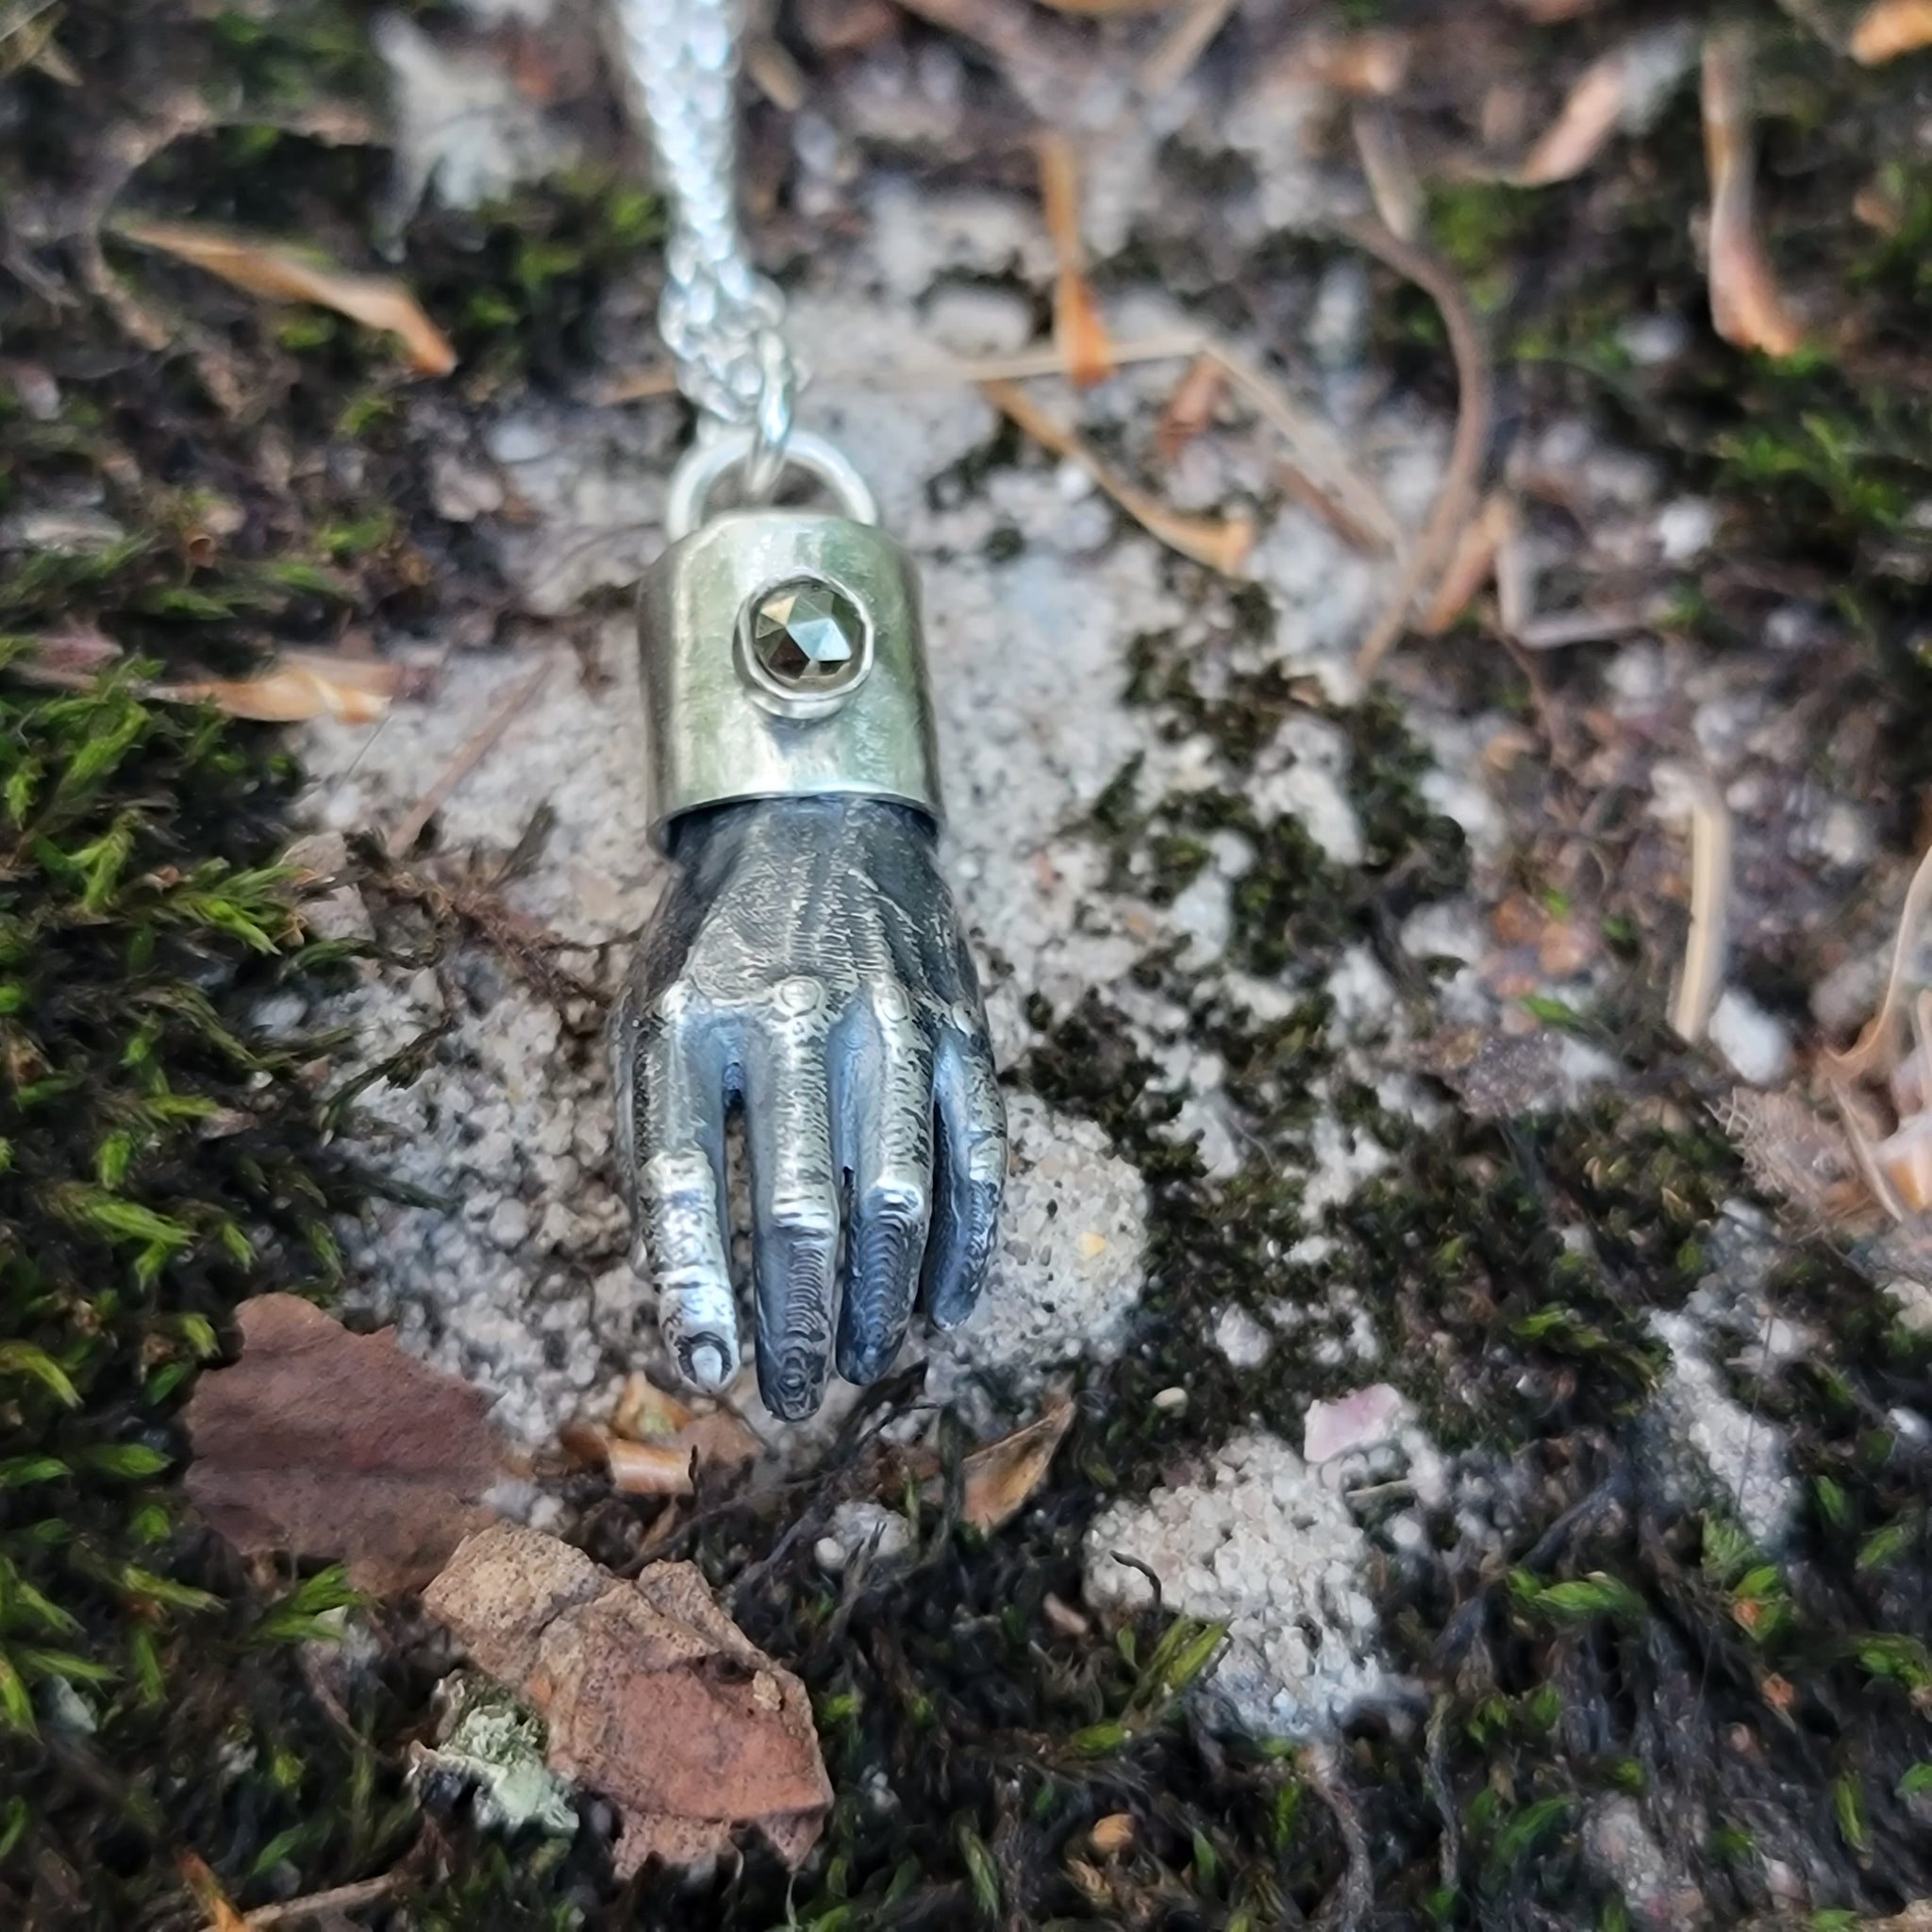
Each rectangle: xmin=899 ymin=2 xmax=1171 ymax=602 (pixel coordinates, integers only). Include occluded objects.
xmin=958 ymin=1393 xmax=1074 ymax=1532
xmin=119 ymin=220 xmax=456 ymax=375
xmin=980 ymin=378 xmax=1252 ymax=573
xmin=1154 ymin=353 xmax=1224 ymax=466
xmin=1852 ymin=0 xmax=1932 ymax=61
xmin=183 ymin=1294 xmax=506 ymax=1593
xmin=1700 ymin=33 xmax=1804 ymax=358
xmin=1038 ymin=132 xmax=1114 ymax=388
xmin=425 ymin=1524 xmax=832 ymax=1875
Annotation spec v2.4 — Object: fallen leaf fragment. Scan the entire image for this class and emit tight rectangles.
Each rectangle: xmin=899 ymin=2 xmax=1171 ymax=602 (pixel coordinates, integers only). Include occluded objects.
xmin=1700 ymin=33 xmax=1804 ymax=358
xmin=184 ymin=1294 xmax=505 ymax=1593
xmin=162 ymin=649 xmax=407 ymax=724
xmin=178 ymin=1851 xmax=246 ymax=1932
xmin=118 ymin=220 xmax=456 ymax=375
xmin=958 ymin=1393 xmax=1074 ymax=1532
xmin=980 ymin=378 xmax=1252 ymax=574
xmin=1514 ymin=28 xmax=1692 ymax=188
xmin=1038 ymin=132 xmax=1115 ymax=388
xmin=1852 ymin=0 xmax=1932 ymax=62
xmin=425 ymin=1523 xmax=831 ymax=1875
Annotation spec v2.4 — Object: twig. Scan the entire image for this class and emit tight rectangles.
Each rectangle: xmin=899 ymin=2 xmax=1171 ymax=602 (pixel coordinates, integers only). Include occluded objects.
xmin=387 ymin=660 xmax=550 ymax=858
xmin=979 ymin=377 xmax=1253 ymax=572
xmin=245 ymin=1874 xmax=400 ymax=1926
xmin=1828 ymin=1079 xmax=1909 ymax=1224
xmin=1138 ymin=0 xmax=1239 ymax=96
xmin=1824 ymin=839 xmax=1932 ymax=1083
xmin=1302 ymin=1741 xmax=1374 ymax=1931
xmin=1669 ymin=776 xmax=1732 ymax=1045
xmin=1342 ymin=215 xmax=1493 ymax=678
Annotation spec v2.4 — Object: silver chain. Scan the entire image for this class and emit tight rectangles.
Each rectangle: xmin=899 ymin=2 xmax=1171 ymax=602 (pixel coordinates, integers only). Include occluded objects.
xmin=611 ymin=0 xmax=797 ymax=482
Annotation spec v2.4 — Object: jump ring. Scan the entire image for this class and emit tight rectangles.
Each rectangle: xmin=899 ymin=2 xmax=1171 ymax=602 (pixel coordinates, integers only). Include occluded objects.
xmin=664 ymin=427 xmax=878 ymax=541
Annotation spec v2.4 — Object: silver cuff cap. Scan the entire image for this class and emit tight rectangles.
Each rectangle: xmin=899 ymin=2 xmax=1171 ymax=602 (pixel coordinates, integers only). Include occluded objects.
xmin=637 ymin=508 xmax=942 ymax=846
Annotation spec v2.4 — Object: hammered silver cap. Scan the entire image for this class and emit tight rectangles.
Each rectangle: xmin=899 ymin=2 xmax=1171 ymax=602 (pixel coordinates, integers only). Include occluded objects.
xmin=636 ymin=509 xmax=942 ymax=845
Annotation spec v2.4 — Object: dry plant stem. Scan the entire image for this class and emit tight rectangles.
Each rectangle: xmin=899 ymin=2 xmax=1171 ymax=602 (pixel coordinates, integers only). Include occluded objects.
xmin=599 ymin=334 xmax=1400 ymax=553
xmin=1418 ymin=490 xmax=1515 ymax=634
xmin=1352 ymin=105 xmax=1423 ymax=241
xmin=1825 ymin=840 xmax=1932 ymax=1082
xmin=1701 ymin=28 xmax=1804 ymax=357
xmin=1829 ymin=1079 xmax=1909 ymax=1223
xmin=1344 ymin=216 xmax=1493 ymax=676
xmin=1669 ymin=778 xmax=1733 ymax=1045
xmin=1138 ymin=0 xmax=1240 ymax=95
xmin=1038 ymin=130 xmax=1114 ymax=387
xmin=244 ymin=1874 xmax=401 ymax=1927
xmin=1302 ymin=1741 xmax=1374 ymax=1932
xmin=978 ymin=377 xmax=1254 ymax=572
xmin=387 ymin=660 xmax=550 ymax=858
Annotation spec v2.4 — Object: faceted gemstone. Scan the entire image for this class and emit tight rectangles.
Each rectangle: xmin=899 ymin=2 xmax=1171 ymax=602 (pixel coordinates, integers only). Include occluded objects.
xmin=749 ymin=579 xmax=861 ymax=688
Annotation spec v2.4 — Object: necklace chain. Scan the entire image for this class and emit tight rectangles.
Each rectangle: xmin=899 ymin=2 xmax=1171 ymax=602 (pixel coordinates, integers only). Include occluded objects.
xmin=612 ymin=0 xmax=798 ymax=451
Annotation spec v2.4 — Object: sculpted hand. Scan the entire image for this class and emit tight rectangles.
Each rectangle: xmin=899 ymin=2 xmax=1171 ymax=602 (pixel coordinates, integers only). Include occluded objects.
xmin=612 ymin=794 xmax=1005 ymax=1420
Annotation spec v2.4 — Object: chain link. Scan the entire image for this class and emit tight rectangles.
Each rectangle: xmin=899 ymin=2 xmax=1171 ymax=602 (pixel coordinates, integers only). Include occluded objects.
xmin=611 ymin=0 xmax=797 ymax=459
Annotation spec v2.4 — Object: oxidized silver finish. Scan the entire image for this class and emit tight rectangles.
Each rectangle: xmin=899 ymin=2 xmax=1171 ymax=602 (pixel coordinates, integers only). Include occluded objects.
xmin=611 ymin=796 xmax=1007 ymax=1420
xmin=636 ymin=509 xmax=942 ymax=842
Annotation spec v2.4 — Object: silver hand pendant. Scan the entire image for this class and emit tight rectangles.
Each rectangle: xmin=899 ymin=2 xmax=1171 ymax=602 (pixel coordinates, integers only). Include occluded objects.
xmin=612 ymin=436 xmax=1007 ymax=1418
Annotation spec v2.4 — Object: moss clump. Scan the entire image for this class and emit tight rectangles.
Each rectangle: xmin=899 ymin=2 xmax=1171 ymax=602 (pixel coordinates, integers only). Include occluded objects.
xmin=0 ymin=658 xmax=378 ymax=1909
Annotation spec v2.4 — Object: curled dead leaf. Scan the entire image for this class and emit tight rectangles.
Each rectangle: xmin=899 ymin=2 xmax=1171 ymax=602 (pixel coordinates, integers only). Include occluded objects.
xmin=980 ymin=379 xmax=1253 ymax=574
xmin=1851 ymin=0 xmax=1932 ymax=62
xmin=958 ymin=1393 xmax=1074 ymax=1532
xmin=118 ymin=220 xmax=456 ymax=375
xmin=183 ymin=1295 xmax=506 ymax=1594
xmin=425 ymin=1524 xmax=832 ymax=1874
xmin=1700 ymin=32 xmax=1804 ymax=358
xmin=1038 ymin=132 xmax=1114 ymax=389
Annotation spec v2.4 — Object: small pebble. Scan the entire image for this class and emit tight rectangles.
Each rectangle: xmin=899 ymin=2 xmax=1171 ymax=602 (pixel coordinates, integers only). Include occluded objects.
xmin=1152 ymin=1386 xmax=1188 ymax=1413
